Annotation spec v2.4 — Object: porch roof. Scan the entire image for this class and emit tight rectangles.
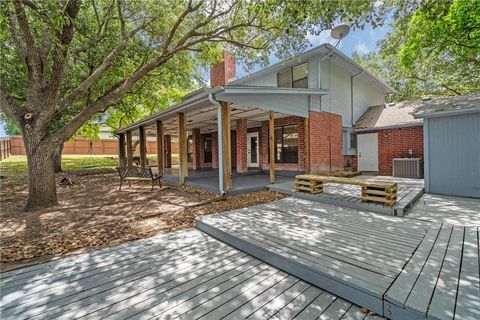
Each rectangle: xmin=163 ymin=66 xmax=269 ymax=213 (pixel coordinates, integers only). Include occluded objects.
xmin=115 ymin=85 xmax=327 ymax=134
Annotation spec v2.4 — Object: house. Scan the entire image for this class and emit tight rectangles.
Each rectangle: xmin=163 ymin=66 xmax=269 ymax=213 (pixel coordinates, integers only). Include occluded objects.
xmin=115 ymin=44 xmax=393 ymax=194
xmin=414 ymin=94 xmax=480 ymax=198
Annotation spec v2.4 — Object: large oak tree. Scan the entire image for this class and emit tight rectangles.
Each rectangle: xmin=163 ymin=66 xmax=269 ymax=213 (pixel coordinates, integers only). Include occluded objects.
xmin=0 ymin=0 xmax=384 ymax=210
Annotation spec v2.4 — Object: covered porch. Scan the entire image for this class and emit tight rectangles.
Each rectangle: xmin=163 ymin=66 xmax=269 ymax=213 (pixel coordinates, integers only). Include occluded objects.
xmin=115 ymin=86 xmax=327 ymax=194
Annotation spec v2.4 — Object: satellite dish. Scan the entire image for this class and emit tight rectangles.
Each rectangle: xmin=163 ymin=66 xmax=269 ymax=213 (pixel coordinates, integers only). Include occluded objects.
xmin=330 ymin=24 xmax=350 ymax=40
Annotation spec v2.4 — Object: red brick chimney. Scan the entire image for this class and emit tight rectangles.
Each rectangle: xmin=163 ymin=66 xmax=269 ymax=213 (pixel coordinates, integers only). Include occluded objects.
xmin=210 ymin=52 xmax=236 ymax=87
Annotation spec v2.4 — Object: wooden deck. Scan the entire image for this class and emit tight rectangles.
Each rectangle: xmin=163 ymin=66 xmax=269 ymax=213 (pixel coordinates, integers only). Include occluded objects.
xmin=385 ymin=223 xmax=480 ymax=320
xmin=197 ymin=198 xmax=480 ymax=320
xmin=0 ymin=229 xmax=382 ymax=320
xmin=406 ymin=193 xmax=480 ymax=226
xmin=269 ymin=175 xmax=424 ymax=216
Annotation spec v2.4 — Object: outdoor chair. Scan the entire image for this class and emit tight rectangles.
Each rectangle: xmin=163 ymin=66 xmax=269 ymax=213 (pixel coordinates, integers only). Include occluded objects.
xmin=116 ymin=166 xmax=162 ymax=191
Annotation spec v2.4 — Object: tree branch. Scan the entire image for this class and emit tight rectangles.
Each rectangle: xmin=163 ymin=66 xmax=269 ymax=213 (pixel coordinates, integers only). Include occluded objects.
xmin=58 ymin=20 xmax=148 ymax=114
xmin=0 ymin=85 xmax=23 ymax=125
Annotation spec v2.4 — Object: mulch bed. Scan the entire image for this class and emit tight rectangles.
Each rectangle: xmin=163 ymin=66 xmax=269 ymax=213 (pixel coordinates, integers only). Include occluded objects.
xmin=0 ymin=171 xmax=287 ymax=271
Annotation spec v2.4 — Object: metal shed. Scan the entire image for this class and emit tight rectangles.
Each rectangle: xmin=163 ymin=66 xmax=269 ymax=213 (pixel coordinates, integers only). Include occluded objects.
xmin=417 ymin=105 xmax=480 ymax=198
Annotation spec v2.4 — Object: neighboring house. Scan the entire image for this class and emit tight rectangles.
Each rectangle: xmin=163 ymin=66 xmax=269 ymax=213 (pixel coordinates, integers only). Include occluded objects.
xmin=414 ymin=94 xmax=480 ymax=198
xmin=116 ymin=44 xmax=394 ymax=193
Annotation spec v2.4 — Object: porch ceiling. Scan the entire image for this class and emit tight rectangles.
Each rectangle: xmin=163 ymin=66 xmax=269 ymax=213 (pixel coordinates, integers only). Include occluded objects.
xmin=144 ymin=104 xmax=293 ymax=136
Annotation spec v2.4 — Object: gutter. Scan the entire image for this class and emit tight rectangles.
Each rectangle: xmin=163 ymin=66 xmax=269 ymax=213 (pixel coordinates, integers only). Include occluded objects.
xmin=413 ymin=106 xmax=480 ymax=119
xmin=208 ymin=92 xmax=225 ymax=196
xmin=354 ymin=122 xmax=423 ymax=132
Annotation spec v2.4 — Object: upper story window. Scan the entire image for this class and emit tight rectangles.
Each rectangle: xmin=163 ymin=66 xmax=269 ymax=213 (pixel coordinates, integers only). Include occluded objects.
xmin=292 ymin=63 xmax=308 ymax=88
xmin=277 ymin=63 xmax=308 ymax=88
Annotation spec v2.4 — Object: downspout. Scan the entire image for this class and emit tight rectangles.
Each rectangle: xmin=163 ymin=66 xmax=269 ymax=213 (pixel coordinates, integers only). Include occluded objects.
xmin=351 ymin=69 xmax=363 ymax=125
xmin=208 ymin=93 xmax=225 ymax=195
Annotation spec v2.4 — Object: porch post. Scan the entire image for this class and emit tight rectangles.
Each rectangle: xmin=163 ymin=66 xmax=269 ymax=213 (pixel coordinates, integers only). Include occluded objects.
xmin=118 ymin=133 xmax=126 ymax=167
xmin=269 ymin=111 xmax=275 ymax=183
xmin=139 ymin=126 xmax=147 ymax=168
xmin=221 ymin=102 xmax=232 ymax=191
xmin=126 ymin=130 xmax=133 ymax=166
xmin=192 ymin=128 xmax=202 ymax=171
xmin=236 ymin=118 xmax=247 ymax=173
xmin=304 ymin=117 xmax=310 ymax=173
xmin=156 ymin=120 xmax=164 ymax=175
xmin=178 ymin=113 xmax=188 ymax=184
xmin=165 ymin=135 xmax=172 ymax=168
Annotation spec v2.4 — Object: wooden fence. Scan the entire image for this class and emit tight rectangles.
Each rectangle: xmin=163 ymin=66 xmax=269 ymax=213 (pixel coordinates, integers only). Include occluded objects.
xmin=0 ymin=138 xmax=12 ymax=160
xmin=9 ymin=136 xmax=179 ymax=156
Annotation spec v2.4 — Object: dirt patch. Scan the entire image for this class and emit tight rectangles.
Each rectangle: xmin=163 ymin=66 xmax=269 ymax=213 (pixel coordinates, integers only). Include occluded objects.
xmin=0 ymin=171 xmax=287 ymax=270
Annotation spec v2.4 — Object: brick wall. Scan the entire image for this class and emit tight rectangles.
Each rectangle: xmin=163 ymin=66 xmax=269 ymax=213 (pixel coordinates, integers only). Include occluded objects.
xmin=191 ymin=129 xmax=202 ymax=170
xmin=212 ymin=132 xmax=218 ymax=169
xmin=358 ymin=125 xmax=424 ymax=175
xmin=210 ymin=52 xmax=236 ymax=87
xmin=236 ymin=119 xmax=248 ymax=173
xmin=308 ymin=111 xmax=344 ymax=173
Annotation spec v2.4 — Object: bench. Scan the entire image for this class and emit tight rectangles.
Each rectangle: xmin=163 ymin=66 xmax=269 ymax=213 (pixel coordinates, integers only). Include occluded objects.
xmin=117 ymin=166 xmax=162 ymax=191
xmin=295 ymin=175 xmax=397 ymax=206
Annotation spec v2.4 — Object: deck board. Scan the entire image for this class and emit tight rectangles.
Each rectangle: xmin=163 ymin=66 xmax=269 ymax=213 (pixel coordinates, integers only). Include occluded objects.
xmin=385 ymin=224 xmax=480 ymax=320
xmin=0 ymin=228 xmax=381 ymax=320
xmin=197 ymin=198 xmax=431 ymax=315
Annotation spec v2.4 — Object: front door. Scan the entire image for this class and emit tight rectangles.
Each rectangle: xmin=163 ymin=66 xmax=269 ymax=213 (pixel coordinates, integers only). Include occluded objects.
xmin=358 ymin=133 xmax=379 ymax=171
xmin=247 ymin=132 xmax=259 ymax=167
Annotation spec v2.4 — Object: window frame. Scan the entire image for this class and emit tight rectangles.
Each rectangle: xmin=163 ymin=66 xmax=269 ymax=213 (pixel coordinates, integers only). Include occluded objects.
xmin=274 ymin=124 xmax=299 ymax=164
xmin=276 ymin=62 xmax=309 ymax=88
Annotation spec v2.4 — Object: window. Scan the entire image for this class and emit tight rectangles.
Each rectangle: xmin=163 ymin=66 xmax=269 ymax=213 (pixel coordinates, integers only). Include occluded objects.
xmin=203 ymin=134 xmax=212 ymax=163
xmin=343 ymin=128 xmax=356 ymax=156
xmin=292 ymin=63 xmax=308 ymax=88
xmin=274 ymin=125 xmax=298 ymax=163
xmin=276 ymin=63 xmax=308 ymax=88
xmin=187 ymin=136 xmax=192 ymax=163
xmin=350 ymin=132 xmax=357 ymax=149
xmin=277 ymin=69 xmax=291 ymax=88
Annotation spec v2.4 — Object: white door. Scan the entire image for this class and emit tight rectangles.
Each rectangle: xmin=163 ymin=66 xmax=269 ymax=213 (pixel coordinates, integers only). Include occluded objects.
xmin=247 ymin=132 xmax=259 ymax=167
xmin=358 ymin=133 xmax=379 ymax=171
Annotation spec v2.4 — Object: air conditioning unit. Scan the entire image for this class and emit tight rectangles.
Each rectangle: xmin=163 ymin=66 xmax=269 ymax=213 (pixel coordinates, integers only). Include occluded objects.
xmin=393 ymin=158 xmax=423 ymax=178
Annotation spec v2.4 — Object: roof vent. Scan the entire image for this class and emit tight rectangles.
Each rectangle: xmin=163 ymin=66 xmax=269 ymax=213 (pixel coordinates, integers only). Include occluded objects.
xmin=422 ymin=96 xmax=432 ymax=101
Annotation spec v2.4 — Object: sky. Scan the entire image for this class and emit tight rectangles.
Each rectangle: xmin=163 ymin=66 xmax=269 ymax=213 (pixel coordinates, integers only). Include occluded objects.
xmin=236 ymin=22 xmax=391 ymax=78
xmin=0 ymin=21 xmax=391 ymax=137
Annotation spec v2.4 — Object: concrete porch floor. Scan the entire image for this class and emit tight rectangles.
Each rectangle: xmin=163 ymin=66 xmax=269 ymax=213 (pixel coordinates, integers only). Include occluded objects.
xmin=159 ymin=167 xmax=300 ymax=195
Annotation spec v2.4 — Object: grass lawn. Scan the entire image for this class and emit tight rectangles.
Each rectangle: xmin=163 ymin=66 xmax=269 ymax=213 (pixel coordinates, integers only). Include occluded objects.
xmin=0 ymin=155 xmax=119 ymax=174
xmin=0 ymin=154 xmax=181 ymax=175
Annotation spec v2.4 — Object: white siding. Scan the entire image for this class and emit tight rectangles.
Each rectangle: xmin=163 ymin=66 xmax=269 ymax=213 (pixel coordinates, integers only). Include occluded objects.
xmin=242 ymin=71 xmax=277 ymax=86
xmin=353 ymin=77 xmax=385 ymax=124
xmin=238 ymin=54 xmax=386 ymax=126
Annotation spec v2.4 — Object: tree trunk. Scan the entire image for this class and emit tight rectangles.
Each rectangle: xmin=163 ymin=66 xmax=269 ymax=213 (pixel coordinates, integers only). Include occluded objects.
xmin=24 ymin=140 xmax=58 ymax=211
xmin=54 ymin=143 xmax=64 ymax=173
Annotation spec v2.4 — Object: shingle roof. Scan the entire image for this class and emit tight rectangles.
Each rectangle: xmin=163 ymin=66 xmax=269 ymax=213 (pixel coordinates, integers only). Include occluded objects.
xmin=414 ymin=93 xmax=480 ymax=115
xmin=354 ymin=93 xmax=480 ymax=129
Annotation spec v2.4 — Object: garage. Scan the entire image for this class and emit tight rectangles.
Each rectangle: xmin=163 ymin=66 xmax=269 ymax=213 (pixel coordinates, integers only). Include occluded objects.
xmin=416 ymin=95 xmax=480 ymax=198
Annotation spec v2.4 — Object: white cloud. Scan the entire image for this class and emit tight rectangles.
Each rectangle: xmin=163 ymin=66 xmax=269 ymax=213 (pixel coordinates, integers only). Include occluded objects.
xmin=354 ymin=41 xmax=370 ymax=55
xmin=306 ymin=30 xmax=336 ymax=47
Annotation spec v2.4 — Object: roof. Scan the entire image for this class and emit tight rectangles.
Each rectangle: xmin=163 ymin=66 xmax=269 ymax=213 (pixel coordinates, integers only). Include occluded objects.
xmin=413 ymin=93 xmax=480 ymax=118
xmin=354 ymin=102 xmax=423 ymax=130
xmin=232 ymin=43 xmax=394 ymax=94
xmin=355 ymin=93 xmax=480 ymax=130
xmin=116 ymin=43 xmax=395 ymax=134
xmin=115 ymin=85 xmax=326 ymax=134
